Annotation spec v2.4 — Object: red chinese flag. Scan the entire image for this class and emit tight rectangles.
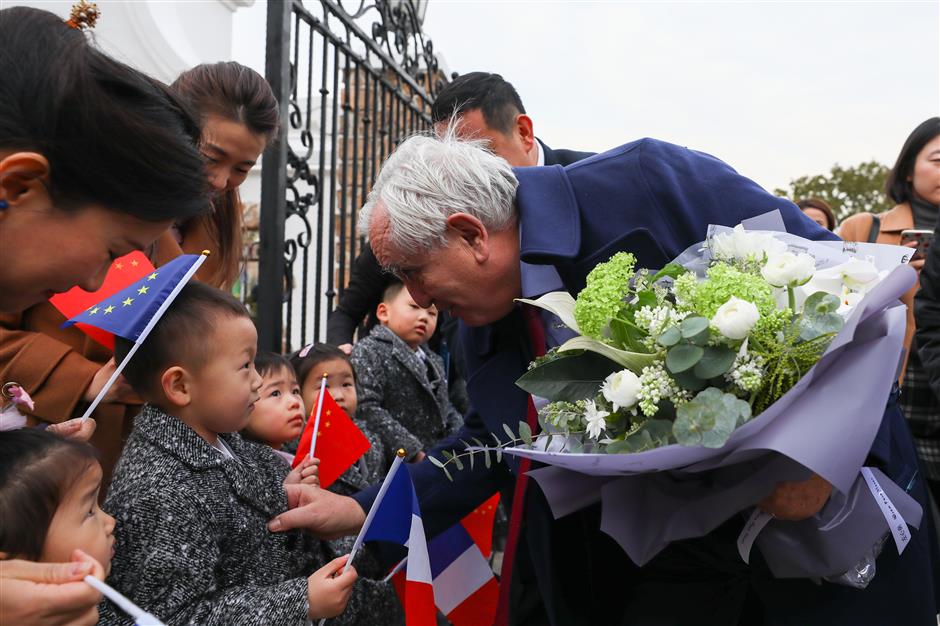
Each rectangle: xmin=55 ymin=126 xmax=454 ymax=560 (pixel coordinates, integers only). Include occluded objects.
xmin=459 ymin=492 xmax=501 ymax=559
xmin=49 ymin=251 xmax=155 ymax=350
xmin=292 ymin=388 xmax=371 ymax=488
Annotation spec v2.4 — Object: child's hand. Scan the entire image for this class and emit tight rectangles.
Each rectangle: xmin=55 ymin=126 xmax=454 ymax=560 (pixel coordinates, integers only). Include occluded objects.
xmin=307 ymin=555 xmax=358 ymax=619
xmin=284 ymin=457 xmax=320 ymax=487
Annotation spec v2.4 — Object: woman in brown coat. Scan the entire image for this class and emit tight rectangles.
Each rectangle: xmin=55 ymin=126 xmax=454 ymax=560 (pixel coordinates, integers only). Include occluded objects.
xmin=0 ymin=62 xmax=279 ymax=494
xmin=840 ymin=117 xmax=940 ymax=498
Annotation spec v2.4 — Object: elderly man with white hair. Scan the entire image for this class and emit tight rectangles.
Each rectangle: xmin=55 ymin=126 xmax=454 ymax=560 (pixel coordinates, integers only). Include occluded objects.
xmin=268 ymin=130 xmax=938 ymax=625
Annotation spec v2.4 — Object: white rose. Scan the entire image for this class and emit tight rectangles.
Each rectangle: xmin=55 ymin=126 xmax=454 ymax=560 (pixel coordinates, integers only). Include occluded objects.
xmin=711 ymin=297 xmax=760 ymax=340
xmin=807 ymin=258 xmax=881 ymax=296
xmin=601 ymin=369 xmax=642 ymax=411
xmin=761 ymin=252 xmax=816 ymax=287
xmin=712 ymin=225 xmax=787 ymax=262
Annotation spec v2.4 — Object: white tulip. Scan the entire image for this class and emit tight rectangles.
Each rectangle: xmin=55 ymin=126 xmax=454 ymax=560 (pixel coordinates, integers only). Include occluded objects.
xmin=711 ymin=297 xmax=761 ymax=340
xmin=601 ymin=369 xmax=642 ymax=411
xmin=711 ymin=225 xmax=787 ymax=262
xmin=761 ymin=252 xmax=816 ymax=287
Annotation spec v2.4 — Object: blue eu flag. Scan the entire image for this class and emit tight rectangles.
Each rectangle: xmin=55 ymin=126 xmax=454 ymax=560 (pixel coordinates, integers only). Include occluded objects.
xmin=63 ymin=253 xmax=206 ymax=342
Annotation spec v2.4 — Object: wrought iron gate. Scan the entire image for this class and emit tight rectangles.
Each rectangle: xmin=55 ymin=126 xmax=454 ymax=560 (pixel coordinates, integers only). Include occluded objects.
xmin=257 ymin=0 xmax=443 ymax=352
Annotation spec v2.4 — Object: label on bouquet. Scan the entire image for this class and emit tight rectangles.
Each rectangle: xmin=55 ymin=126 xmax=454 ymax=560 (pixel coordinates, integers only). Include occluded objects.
xmin=861 ymin=467 xmax=911 ymax=554
xmin=736 ymin=508 xmax=774 ymax=564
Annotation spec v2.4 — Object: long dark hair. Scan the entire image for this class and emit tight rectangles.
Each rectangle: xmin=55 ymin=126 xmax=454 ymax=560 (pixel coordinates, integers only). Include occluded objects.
xmin=171 ymin=62 xmax=280 ymax=289
xmin=0 ymin=429 xmax=99 ymax=560
xmin=0 ymin=7 xmax=207 ymax=222
xmin=886 ymin=117 xmax=940 ymax=205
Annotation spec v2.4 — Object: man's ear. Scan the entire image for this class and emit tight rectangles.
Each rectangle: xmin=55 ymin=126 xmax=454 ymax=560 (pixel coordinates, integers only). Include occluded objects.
xmin=446 ymin=213 xmax=490 ymax=263
xmin=514 ymin=114 xmax=535 ymax=153
xmin=0 ymin=152 xmax=51 ymax=210
xmin=161 ymin=366 xmax=192 ymax=408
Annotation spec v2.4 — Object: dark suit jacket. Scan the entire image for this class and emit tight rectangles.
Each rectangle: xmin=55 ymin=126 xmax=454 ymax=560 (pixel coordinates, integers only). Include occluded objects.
xmin=354 ymin=138 xmax=936 ymax=624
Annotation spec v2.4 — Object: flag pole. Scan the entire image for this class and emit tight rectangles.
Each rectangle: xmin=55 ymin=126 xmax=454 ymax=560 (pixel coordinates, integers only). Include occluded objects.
xmin=80 ymin=252 xmax=209 ymax=422
xmin=382 ymin=557 xmax=407 ymax=583
xmin=343 ymin=448 xmax=407 ymax=572
xmin=308 ymin=373 xmax=328 ymax=460
xmin=84 ymin=575 xmax=165 ymax=625
xmin=318 ymin=449 xmax=406 ymax=626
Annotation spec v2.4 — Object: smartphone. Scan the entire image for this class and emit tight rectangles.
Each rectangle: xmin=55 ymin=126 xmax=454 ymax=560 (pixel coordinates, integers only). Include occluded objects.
xmin=900 ymin=229 xmax=934 ymax=262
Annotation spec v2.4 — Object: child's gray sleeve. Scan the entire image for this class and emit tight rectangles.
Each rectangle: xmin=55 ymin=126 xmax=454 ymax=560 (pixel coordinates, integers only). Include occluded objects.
xmin=103 ymin=489 xmax=310 ymax=626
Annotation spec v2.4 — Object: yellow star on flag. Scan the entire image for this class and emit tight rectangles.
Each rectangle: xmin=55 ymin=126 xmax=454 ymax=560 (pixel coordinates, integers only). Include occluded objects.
xmin=115 ymin=262 xmax=123 ymax=270
xmin=324 ymin=421 xmax=331 ymax=428
xmin=103 ymin=305 xmax=115 ymax=314
xmin=137 ymin=286 xmax=149 ymax=295
xmin=147 ymin=272 xmax=158 ymax=281
xmin=130 ymin=259 xmax=139 ymax=267
xmin=122 ymin=298 xmax=133 ymax=307
xmin=89 ymin=307 xmax=99 ymax=315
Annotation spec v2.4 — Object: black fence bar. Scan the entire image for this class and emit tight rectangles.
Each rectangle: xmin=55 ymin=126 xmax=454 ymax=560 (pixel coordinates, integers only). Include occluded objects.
xmin=258 ymin=0 xmax=444 ymax=352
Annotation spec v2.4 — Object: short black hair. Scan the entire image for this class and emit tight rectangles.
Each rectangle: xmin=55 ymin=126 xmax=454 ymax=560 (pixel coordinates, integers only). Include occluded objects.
xmin=0 ymin=429 xmax=99 ymax=560
xmin=431 ymin=72 xmax=526 ymax=135
xmin=0 ymin=7 xmax=207 ymax=222
xmin=289 ymin=344 xmax=354 ymax=390
xmin=114 ymin=282 xmax=251 ymax=399
xmin=254 ymin=351 xmax=296 ymax=380
xmin=886 ymin=117 xmax=940 ymax=205
xmin=381 ymin=280 xmax=407 ymax=305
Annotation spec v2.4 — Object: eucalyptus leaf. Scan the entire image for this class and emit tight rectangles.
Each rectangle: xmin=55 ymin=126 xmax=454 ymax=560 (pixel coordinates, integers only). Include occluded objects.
xmin=516 ymin=292 xmax=580 ymax=334
xmin=519 ymin=421 xmax=533 ymax=445
xmin=428 ymin=455 xmax=445 ymax=469
xmin=658 ymin=326 xmax=682 ymax=347
xmin=452 ymin=454 xmax=464 ymax=470
xmin=443 ymin=467 xmax=453 ymax=482
xmin=558 ymin=335 xmax=657 ymax=372
xmin=496 ymin=447 xmax=503 ymax=463
xmin=484 ymin=449 xmax=491 ymax=468
xmin=516 ymin=350 xmax=622 ymax=401
xmin=680 ymin=316 xmax=709 ymax=338
xmin=694 ymin=346 xmax=736 ymax=379
xmin=673 ymin=388 xmax=749 ymax=448
xmin=666 ymin=343 xmax=704 ymax=373
xmin=671 ymin=368 xmax=708 ymax=392
xmin=607 ymin=419 xmax=674 ymax=453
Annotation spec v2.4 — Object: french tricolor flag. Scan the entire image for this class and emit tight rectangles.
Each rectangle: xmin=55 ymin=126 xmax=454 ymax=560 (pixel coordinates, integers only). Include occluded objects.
xmin=428 ymin=523 xmax=499 ymax=626
xmin=352 ymin=454 xmax=435 ymax=626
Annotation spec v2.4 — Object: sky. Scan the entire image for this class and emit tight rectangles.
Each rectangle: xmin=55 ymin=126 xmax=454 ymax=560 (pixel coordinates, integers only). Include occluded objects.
xmin=232 ymin=0 xmax=940 ymax=194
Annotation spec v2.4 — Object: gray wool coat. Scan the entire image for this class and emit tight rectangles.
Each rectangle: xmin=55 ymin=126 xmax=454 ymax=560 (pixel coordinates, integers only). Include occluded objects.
xmin=351 ymin=325 xmax=463 ymax=468
xmin=101 ymin=405 xmax=402 ymax=626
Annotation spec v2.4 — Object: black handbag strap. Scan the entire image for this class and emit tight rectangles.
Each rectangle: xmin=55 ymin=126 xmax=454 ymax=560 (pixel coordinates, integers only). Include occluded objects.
xmin=867 ymin=214 xmax=881 ymax=243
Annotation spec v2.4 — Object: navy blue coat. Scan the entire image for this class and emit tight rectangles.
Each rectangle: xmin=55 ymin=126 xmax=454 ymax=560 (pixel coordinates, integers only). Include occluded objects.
xmin=355 ymin=138 xmax=937 ymax=624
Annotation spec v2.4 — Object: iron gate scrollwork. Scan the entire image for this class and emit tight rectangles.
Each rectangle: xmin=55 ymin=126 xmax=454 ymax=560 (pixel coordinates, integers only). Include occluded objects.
xmin=258 ymin=0 xmax=444 ymax=352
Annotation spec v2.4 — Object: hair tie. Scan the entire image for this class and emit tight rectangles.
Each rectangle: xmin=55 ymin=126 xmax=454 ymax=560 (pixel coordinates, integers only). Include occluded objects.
xmin=298 ymin=343 xmax=314 ymax=358
xmin=66 ymin=0 xmax=100 ymax=30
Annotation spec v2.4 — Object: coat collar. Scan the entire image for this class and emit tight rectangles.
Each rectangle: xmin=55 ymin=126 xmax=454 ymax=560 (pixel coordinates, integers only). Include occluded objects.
xmin=367 ymin=325 xmax=441 ymax=392
xmin=877 ymin=202 xmax=914 ymax=233
xmin=513 ymin=164 xmax=582 ymax=263
xmin=134 ymin=405 xmax=286 ymax=517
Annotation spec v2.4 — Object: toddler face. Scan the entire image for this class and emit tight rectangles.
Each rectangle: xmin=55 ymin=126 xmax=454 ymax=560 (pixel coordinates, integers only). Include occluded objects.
xmin=186 ymin=315 xmax=263 ymax=436
xmin=246 ymin=366 xmax=306 ymax=446
xmin=378 ymin=287 xmax=438 ymax=350
xmin=301 ymin=358 xmax=357 ymax=418
xmin=40 ymin=462 xmax=116 ymax=574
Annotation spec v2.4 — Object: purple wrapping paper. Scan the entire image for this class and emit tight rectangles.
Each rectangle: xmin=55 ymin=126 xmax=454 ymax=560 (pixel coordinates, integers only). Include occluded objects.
xmin=506 ymin=264 xmax=924 ymax=579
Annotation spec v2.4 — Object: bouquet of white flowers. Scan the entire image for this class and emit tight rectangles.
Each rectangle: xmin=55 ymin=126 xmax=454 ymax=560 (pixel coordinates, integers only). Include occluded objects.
xmin=436 ymin=211 xmax=924 ymax=584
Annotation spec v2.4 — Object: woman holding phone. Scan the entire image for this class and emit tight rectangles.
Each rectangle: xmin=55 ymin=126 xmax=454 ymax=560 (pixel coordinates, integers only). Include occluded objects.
xmin=843 ymin=117 xmax=940 ymax=502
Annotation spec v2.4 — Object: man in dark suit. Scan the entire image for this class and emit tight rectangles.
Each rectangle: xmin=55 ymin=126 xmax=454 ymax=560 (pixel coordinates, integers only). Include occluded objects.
xmin=271 ymin=132 xmax=937 ymax=624
xmin=326 ymin=72 xmax=591 ymax=354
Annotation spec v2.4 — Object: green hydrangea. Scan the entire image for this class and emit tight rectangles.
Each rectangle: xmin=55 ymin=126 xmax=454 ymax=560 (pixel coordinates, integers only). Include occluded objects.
xmin=674 ymin=264 xmax=775 ymax=320
xmin=574 ymin=252 xmax=637 ymax=339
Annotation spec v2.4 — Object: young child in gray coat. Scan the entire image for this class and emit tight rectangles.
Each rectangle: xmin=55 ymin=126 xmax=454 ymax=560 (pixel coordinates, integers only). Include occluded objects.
xmin=102 ymin=283 xmax=397 ymax=626
xmin=351 ymin=282 xmax=463 ymax=469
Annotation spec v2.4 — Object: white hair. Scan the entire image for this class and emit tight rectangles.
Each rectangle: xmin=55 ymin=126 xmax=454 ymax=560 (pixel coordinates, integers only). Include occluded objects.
xmin=358 ymin=123 xmax=519 ymax=254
